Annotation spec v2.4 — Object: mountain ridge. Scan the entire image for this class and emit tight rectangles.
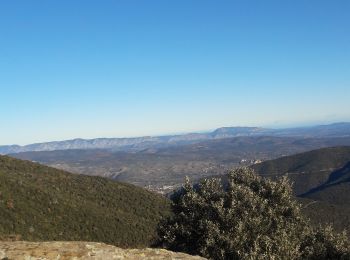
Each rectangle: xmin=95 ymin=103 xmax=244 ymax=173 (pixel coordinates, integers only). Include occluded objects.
xmin=1 ymin=122 xmax=350 ymax=154
xmin=11 ymin=136 xmax=350 ymax=193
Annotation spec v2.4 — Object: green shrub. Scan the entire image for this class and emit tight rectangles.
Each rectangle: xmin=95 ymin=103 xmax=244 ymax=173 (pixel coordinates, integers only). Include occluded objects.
xmin=301 ymin=225 xmax=350 ymax=259
xmin=157 ymin=168 xmax=350 ymax=259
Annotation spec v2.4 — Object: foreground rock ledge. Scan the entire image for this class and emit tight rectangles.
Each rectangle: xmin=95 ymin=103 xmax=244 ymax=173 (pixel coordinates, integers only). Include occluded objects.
xmin=0 ymin=241 xmax=206 ymax=260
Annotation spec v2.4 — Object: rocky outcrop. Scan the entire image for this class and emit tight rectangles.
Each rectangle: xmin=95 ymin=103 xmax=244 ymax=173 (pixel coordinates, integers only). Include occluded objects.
xmin=0 ymin=241 xmax=206 ymax=259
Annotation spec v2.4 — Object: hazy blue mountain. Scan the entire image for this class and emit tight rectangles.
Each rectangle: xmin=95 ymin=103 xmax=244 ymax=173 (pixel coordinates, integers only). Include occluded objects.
xmin=1 ymin=122 xmax=349 ymax=155
xmin=270 ymin=122 xmax=350 ymax=138
xmin=11 ymin=136 xmax=350 ymax=193
xmin=210 ymin=126 xmax=267 ymax=138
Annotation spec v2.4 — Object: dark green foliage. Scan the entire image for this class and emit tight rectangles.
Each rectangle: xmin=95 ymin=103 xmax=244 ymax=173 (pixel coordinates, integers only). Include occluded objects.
xmin=157 ymin=168 xmax=350 ymax=259
xmin=0 ymin=155 xmax=171 ymax=247
xmin=301 ymin=225 xmax=350 ymax=259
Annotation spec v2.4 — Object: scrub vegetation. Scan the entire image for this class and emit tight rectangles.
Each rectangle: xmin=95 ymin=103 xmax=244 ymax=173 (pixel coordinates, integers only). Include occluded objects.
xmin=0 ymin=155 xmax=171 ymax=247
xmin=157 ymin=168 xmax=350 ymax=259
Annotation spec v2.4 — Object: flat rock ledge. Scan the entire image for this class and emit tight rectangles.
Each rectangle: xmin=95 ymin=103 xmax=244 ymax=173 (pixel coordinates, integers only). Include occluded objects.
xmin=0 ymin=241 xmax=206 ymax=260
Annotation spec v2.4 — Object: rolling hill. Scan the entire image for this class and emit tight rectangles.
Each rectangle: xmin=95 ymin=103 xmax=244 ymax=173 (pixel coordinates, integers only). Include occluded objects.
xmin=0 ymin=155 xmax=171 ymax=247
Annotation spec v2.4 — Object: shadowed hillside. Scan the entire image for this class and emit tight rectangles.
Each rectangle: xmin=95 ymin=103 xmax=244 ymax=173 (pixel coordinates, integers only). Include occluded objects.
xmin=300 ymin=162 xmax=350 ymax=205
xmin=252 ymin=147 xmax=350 ymax=233
xmin=0 ymin=155 xmax=171 ymax=247
xmin=252 ymin=146 xmax=350 ymax=195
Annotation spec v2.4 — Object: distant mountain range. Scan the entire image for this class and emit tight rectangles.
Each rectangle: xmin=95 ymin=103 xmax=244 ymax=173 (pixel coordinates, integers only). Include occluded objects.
xmin=1 ymin=122 xmax=350 ymax=154
xmin=12 ymin=135 xmax=350 ymax=192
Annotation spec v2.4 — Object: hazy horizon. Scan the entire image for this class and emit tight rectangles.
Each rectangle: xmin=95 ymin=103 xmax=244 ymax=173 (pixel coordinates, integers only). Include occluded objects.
xmin=2 ymin=120 xmax=350 ymax=146
xmin=1 ymin=1 xmax=349 ymax=145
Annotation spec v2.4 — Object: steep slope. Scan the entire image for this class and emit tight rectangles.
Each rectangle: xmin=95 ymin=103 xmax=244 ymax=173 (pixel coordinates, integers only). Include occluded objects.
xmin=300 ymin=162 xmax=350 ymax=205
xmin=252 ymin=147 xmax=350 ymax=233
xmin=252 ymin=146 xmax=350 ymax=195
xmin=0 ymin=155 xmax=171 ymax=247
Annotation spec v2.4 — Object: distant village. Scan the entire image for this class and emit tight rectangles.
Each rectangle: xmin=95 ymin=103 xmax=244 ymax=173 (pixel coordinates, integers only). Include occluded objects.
xmin=239 ymin=158 xmax=263 ymax=165
xmin=147 ymin=158 xmax=264 ymax=194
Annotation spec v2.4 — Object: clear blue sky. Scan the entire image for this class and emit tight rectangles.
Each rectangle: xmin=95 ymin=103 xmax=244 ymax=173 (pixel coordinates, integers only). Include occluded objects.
xmin=1 ymin=0 xmax=349 ymax=145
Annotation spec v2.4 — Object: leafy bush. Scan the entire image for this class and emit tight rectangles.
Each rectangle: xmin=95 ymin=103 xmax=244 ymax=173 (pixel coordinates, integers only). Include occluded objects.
xmin=301 ymin=225 xmax=350 ymax=259
xmin=157 ymin=168 xmax=350 ymax=259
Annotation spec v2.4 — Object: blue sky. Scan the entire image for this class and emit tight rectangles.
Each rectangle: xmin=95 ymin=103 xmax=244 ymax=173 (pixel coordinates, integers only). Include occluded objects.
xmin=1 ymin=0 xmax=349 ymax=145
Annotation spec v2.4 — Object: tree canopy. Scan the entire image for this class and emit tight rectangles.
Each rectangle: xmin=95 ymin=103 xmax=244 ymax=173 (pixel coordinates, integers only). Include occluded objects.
xmin=157 ymin=168 xmax=350 ymax=259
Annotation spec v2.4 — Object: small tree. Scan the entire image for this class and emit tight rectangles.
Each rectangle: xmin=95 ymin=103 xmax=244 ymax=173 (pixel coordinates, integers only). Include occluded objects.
xmin=157 ymin=168 xmax=350 ymax=259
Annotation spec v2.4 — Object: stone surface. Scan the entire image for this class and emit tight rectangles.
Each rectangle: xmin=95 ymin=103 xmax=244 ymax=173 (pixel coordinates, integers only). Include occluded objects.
xmin=0 ymin=241 xmax=206 ymax=260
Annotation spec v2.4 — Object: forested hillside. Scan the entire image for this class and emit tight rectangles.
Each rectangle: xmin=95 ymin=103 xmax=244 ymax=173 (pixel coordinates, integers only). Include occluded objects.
xmin=0 ymin=155 xmax=171 ymax=247
xmin=252 ymin=146 xmax=350 ymax=233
